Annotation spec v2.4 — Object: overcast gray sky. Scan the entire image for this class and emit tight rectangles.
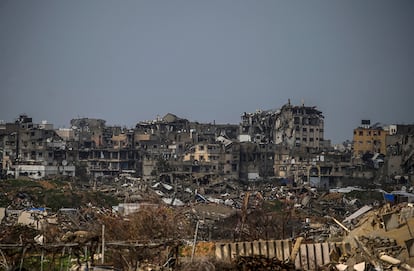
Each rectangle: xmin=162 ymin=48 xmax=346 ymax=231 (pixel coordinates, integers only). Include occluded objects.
xmin=1 ymin=0 xmax=413 ymax=143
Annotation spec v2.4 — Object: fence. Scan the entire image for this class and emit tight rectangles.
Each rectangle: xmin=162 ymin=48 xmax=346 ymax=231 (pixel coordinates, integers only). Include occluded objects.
xmin=214 ymin=239 xmax=350 ymax=270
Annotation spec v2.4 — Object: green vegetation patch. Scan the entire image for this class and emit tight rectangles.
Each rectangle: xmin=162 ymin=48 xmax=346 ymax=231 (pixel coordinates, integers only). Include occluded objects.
xmin=0 ymin=179 xmax=44 ymax=189
xmin=0 ymin=179 xmax=119 ymax=211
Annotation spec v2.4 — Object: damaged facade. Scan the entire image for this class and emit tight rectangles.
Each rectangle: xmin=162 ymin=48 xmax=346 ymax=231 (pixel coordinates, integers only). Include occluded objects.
xmin=273 ymin=100 xmax=325 ymax=150
xmin=239 ymin=100 xmax=327 ymax=182
xmin=1 ymin=115 xmax=75 ymax=179
xmin=240 ymin=100 xmax=324 ymax=151
xmin=71 ymin=118 xmax=141 ymax=179
xmin=273 ymin=146 xmax=353 ymax=187
xmin=385 ymin=124 xmax=414 ymax=180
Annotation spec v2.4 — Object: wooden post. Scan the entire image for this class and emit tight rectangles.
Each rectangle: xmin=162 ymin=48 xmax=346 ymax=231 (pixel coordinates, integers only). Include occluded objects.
xmin=290 ymin=237 xmax=304 ymax=262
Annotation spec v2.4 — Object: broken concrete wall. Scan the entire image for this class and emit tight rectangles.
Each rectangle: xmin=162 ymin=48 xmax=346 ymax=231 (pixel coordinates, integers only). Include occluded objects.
xmin=142 ymin=157 xmax=157 ymax=181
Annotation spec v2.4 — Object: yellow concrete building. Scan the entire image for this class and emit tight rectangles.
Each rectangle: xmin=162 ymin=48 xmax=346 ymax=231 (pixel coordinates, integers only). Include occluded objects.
xmin=352 ymin=120 xmax=388 ymax=157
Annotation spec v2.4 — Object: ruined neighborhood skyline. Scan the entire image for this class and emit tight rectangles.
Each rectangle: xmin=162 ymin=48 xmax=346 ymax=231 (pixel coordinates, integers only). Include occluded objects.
xmin=0 ymin=100 xmax=410 ymax=145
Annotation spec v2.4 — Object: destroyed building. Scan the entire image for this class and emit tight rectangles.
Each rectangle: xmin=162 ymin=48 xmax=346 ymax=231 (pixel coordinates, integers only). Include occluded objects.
xmin=274 ymin=100 xmax=325 ymax=150
xmin=72 ymin=118 xmax=141 ymax=179
xmin=239 ymin=142 xmax=276 ymax=181
xmin=0 ymin=116 xmax=144 ymax=180
xmin=240 ymin=100 xmax=325 ymax=150
xmin=0 ymin=115 xmax=76 ymax=179
xmin=182 ymin=140 xmax=240 ymax=181
xmin=272 ymin=144 xmax=353 ymax=187
xmin=385 ymin=124 xmax=414 ymax=180
xmin=240 ymin=109 xmax=278 ymax=143
xmin=136 ymin=114 xmax=192 ymax=180
xmin=238 ymin=100 xmax=326 ymax=182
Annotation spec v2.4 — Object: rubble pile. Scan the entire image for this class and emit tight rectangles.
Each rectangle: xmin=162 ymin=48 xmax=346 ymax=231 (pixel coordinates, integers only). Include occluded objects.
xmin=359 ymin=236 xmax=404 ymax=260
xmin=329 ymin=202 xmax=414 ymax=270
xmin=235 ymin=255 xmax=296 ymax=271
xmin=2 ymin=176 xmax=414 ymax=270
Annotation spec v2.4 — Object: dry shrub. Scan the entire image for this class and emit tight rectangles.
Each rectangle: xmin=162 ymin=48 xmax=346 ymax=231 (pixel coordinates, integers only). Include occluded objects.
xmin=97 ymin=205 xmax=192 ymax=270
xmin=100 ymin=205 xmax=191 ymax=242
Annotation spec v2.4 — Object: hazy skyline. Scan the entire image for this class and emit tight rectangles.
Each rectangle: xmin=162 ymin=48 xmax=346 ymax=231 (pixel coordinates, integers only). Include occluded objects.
xmin=1 ymin=0 xmax=413 ymax=144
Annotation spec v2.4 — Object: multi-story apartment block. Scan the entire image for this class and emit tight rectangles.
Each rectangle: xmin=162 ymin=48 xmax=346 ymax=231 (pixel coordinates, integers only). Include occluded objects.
xmin=71 ymin=119 xmax=140 ymax=179
xmin=184 ymin=143 xmax=221 ymax=163
xmin=70 ymin=118 xmax=107 ymax=148
xmin=1 ymin=115 xmax=76 ymax=179
xmin=240 ymin=100 xmax=324 ymax=150
xmin=181 ymin=140 xmax=240 ymax=181
xmin=273 ymin=145 xmax=352 ymax=187
xmin=238 ymin=100 xmax=325 ymax=182
xmin=273 ymin=101 xmax=324 ymax=150
xmin=352 ymin=120 xmax=388 ymax=158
